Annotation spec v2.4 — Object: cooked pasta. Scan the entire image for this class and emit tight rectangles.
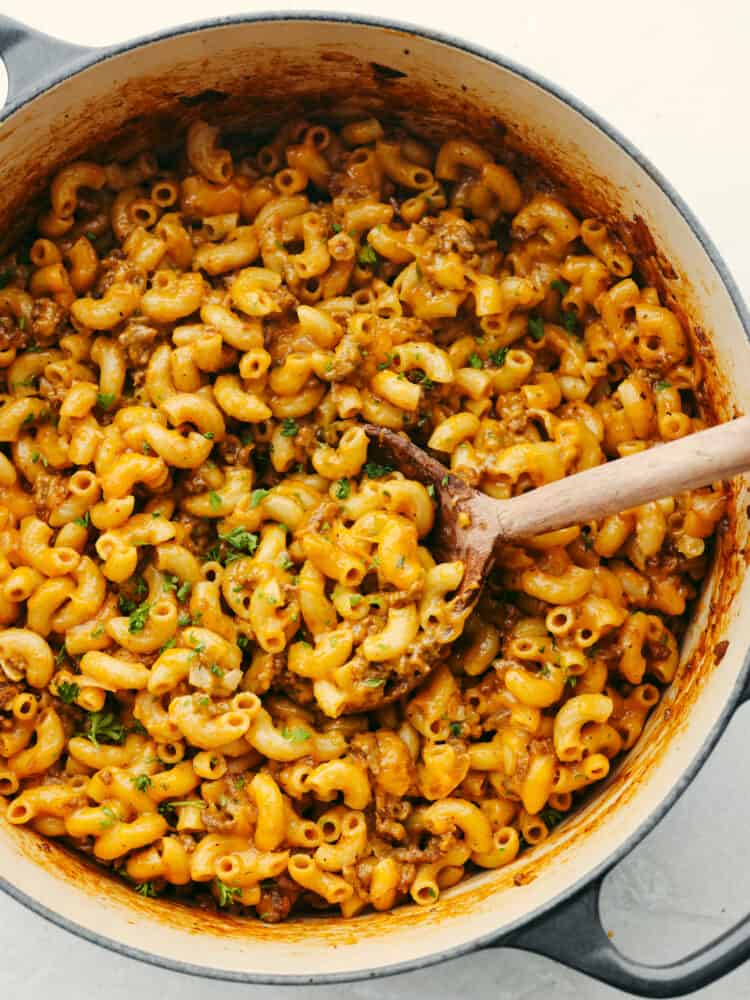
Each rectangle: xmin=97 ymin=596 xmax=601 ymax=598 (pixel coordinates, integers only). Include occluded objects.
xmin=0 ymin=115 xmax=724 ymax=920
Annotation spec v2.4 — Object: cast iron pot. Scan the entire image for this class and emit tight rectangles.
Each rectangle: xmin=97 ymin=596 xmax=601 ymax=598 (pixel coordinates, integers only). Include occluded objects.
xmin=0 ymin=12 xmax=749 ymax=997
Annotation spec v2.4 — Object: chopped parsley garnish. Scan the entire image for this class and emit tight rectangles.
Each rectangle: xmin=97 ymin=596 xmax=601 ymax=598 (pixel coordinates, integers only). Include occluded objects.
xmin=335 ymin=478 xmax=351 ymax=500
xmin=90 ymin=623 xmax=105 ymax=638
xmin=176 ymin=580 xmax=192 ymax=602
xmin=161 ymin=574 xmax=179 ymax=593
xmin=540 ymin=807 xmax=565 ymax=829
xmin=84 ymin=709 xmax=125 ymax=747
xmin=250 ymin=488 xmax=270 ymax=508
xmin=528 ymin=317 xmax=545 ymax=341
xmin=134 ymin=882 xmax=158 ymax=897
xmin=218 ymin=526 xmax=259 ymax=557
xmin=209 ymin=491 xmax=223 ymax=511
xmin=131 ymin=774 xmax=153 ymax=792
xmin=441 ymin=475 xmax=449 ymax=486
xmin=99 ymin=806 xmax=120 ymax=830
xmin=357 ymin=245 xmax=378 ymax=267
xmin=210 ymin=663 xmax=225 ymax=678
xmin=281 ymin=727 xmax=310 ymax=743
xmin=128 ymin=601 xmax=151 ymax=633
xmin=561 ymin=310 xmax=579 ymax=333
xmin=363 ymin=461 xmax=392 ymax=479
xmin=449 ymin=721 xmax=463 ymax=737
xmin=96 ymin=392 xmax=116 ymax=410
xmin=468 ymin=353 xmax=483 ymax=369
xmin=237 ymin=635 xmax=250 ymax=650
xmin=655 ymin=380 xmax=671 ymax=391
xmin=331 ymin=222 xmax=343 ymax=233
xmin=74 ymin=512 xmax=90 ymax=528
xmin=215 ymin=879 xmax=242 ymax=907
xmin=488 ymin=347 xmax=509 ymax=367
xmin=56 ymin=681 xmax=79 ymax=704
xmin=203 ymin=431 xmax=214 ymax=440
xmin=362 ymin=677 xmax=385 ymax=687
xmin=551 ymin=278 xmax=569 ymax=296
xmin=426 ymin=483 xmax=436 ymax=499
xmin=377 ymin=353 xmax=394 ymax=371
xmin=280 ymin=417 xmax=298 ymax=437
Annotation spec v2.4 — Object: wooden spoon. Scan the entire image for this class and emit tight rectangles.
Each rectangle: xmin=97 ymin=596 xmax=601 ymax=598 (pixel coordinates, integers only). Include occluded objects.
xmin=363 ymin=416 xmax=750 ymax=642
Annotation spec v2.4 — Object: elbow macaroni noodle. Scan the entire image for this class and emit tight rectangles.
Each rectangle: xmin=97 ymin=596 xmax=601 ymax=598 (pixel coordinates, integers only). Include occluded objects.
xmin=0 ymin=116 xmax=724 ymax=920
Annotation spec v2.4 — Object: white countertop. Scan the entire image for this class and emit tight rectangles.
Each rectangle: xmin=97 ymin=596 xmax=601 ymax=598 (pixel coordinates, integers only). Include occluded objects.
xmin=1 ymin=2 xmax=749 ymax=997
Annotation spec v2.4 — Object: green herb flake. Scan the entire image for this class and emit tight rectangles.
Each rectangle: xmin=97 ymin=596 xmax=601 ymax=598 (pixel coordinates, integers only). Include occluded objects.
xmin=203 ymin=431 xmax=214 ymax=440
xmin=426 ymin=483 xmax=436 ymax=500
xmin=84 ymin=709 xmax=125 ymax=747
xmin=363 ymin=461 xmax=393 ymax=479
xmin=362 ymin=677 xmax=385 ymax=687
xmin=449 ymin=721 xmax=463 ymax=737
xmin=281 ymin=727 xmax=310 ymax=743
xmin=468 ymin=353 xmax=483 ymax=369
xmin=210 ymin=663 xmax=225 ymax=678
xmin=250 ymin=488 xmax=270 ymax=508
xmin=562 ymin=310 xmax=579 ymax=334
xmin=331 ymin=222 xmax=343 ymax=233
xmin=335 ymin=478 xmax=351 ymax=500
xmin=237 ymin=635 xmax=250 ymax=650
xmin=551 ymin=278 xmax=569 ymax=296
xmin=215 ymin=879 xmax=242 ymax=908
xmin=90 ymin=623 xmax=105 ymax=639
xmin=540 ymin=807 xmax=565 ymax=829
xmin=18 ymin=316 xmax=26 ymax=332
xmin=131 ymin=774 xmax=153 ymax=793
xmin=357 ymin=245 xmax=378 ymax=268
xmin=488 ymin=347 xmax=509 ymax=367
xmin=99 ymin=806 xmax=120 ymax=830
xmin=134 ymin=882 xmax=157 ymax=897
xmin=160 ymin=637 xmax=177 ymax=653
xmin=280 ymin=417 xmax=298 ymax=437
xmin=73 ymin=512 xmax=90 ymax=528
xmin=128 ymin=602 xmax=151 ymax=634
xmin=56 ymin=681 xmax=79 ymax=704
xmin=655 ymin=380 xmax=671 ymax=391
xmin=219 ymin=526 xmax=259 ymax=556
xmin=176 ymin=580 xmax=192 ymax=602
xmin=97 ymin=392 xmax=116 ymax=410
xmin=209 ymin=491 xmax=223 ymax=511
xmin=349 ymin=595 xmax=362 ymax=608
xmin=528 ymin=317 xmax=545 ymax=341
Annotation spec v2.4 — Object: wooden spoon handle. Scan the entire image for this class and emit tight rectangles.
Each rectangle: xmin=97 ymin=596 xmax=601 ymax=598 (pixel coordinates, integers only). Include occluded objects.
xmin=497 ymin=415 xmax=750 ymax=541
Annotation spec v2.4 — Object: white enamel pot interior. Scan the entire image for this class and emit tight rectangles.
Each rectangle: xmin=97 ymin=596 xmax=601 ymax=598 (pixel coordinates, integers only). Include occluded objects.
xmin=0 ymin=13 xmax=749 ymax=993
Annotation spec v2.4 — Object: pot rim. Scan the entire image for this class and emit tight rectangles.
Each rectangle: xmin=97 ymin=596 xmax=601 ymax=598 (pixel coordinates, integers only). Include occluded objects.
xmin=1 ymin=9 xmax=750 ymax=986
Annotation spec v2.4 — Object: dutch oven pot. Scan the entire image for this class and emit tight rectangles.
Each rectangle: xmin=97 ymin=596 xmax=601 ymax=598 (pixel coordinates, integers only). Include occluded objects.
xmin=1 ymin=13 xmax=749 ymax=997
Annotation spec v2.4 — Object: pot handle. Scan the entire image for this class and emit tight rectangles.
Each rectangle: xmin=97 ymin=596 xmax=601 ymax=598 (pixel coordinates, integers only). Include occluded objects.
xmin=501 ymin=872 xmax=750 ymax=997
xmin=497 ymin=692 xmax=750 ymax=996
xmin=0 ymin=16 xmax=90 ymax=107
